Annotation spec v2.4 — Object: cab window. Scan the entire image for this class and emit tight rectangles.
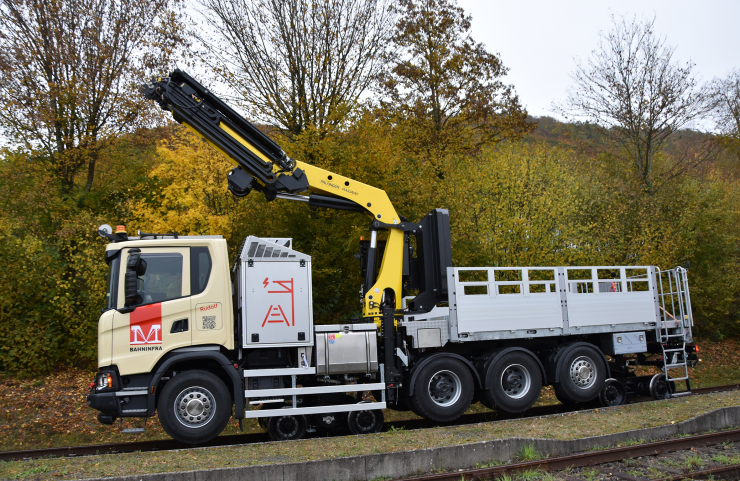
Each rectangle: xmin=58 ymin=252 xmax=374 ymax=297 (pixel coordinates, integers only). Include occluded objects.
xmin=136 ymin=253 xmax=183 ymax=304
xmin=105 ymin=255 xmax=120 ymax=310
xmin=190 ymin=247 xmax=212 ymax=296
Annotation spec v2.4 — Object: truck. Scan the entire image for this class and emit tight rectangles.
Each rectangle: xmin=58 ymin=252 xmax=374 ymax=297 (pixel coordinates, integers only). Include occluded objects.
xmin=87 ymin=70 xmax=698 ymax=444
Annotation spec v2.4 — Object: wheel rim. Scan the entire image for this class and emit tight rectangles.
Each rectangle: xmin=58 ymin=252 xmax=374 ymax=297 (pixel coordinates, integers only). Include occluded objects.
xmin=500 ymin=364 xmax=532 ymax=400
xmin=602 ymin=383 xmax=624 ymax=405
xmin=174 ymin=386 xmax=216 ymax=429
xmin=428 ymin=370 xmax=462 ymax=407
xmin=274 ymin=416 xmax=299 ymax=438
xmin=354 ymin=411 xmax=377 ymax=432
xmin=569 ymin=356 xmax=597 ymax=389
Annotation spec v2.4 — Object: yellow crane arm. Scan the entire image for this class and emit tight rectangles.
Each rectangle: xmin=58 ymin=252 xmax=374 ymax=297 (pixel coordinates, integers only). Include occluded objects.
xmin=142 ymin=69 xmax=403 ymax=317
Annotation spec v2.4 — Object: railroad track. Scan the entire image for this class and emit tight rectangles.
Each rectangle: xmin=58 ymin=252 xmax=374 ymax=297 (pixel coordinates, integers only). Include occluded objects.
xmin=395 ymin=427 xmax=740 ymax=481
xmin=2 ymin=383 xmax=738 ymax=463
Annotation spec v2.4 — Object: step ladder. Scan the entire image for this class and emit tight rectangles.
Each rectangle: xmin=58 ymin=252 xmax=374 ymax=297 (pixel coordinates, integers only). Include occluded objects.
xmin=656 ymin=267 xmax=694 ymax=395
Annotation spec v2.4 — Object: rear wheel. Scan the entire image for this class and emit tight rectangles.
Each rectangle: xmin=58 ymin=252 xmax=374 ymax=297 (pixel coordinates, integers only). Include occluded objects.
xmin=409 ymin=357 xmax=474 ymax=422
xmin=649 ymin=373 xmax=676 ymax=400
xmin=157 ymin=370 xmax=231 ymax=444
xmin=482 ymin=351 xmax=542 ymax=413
xmin=599 ymin=378 xmax=627 ymax=407
xmin=553 ymin=345 xmax=606 ymax=404
xmin=347 ymin=408 xmax=384 ymax=435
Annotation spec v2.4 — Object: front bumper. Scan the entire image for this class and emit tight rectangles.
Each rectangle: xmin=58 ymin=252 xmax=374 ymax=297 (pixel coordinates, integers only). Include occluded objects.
xmin=87 ymin=390 xmax=120 ymax=414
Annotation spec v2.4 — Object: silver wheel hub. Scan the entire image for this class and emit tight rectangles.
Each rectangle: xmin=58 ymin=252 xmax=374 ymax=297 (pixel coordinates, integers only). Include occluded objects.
xmin=428 ymin=370 xmax=462 ymax=407
xmin=569 ymin=356 xmax=596 ymax=389
xmin=174 ymin=386 xmax=216 ymax=429
xmin=501 ymin=364 xmax=532 ymax=399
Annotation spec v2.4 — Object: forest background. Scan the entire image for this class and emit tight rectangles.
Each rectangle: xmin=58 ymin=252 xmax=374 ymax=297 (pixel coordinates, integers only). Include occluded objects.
xmin=0 ymin=0 xmax=739 ymax=376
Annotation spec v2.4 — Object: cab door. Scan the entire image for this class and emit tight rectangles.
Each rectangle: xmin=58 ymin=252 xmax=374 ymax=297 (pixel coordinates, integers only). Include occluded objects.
xmin=111 ymin=247 xmax=191 ymax=376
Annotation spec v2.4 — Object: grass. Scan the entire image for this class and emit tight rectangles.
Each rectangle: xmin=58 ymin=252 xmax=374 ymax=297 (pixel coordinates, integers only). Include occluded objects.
xmin=711 ymin=453 xmax=740 ymax=464
xmin=475 ymin=459 xmax=506 ymax=468
xmin=684 ymin=453 xmax=705 ymax=470
xmin=579 ymin=467 xmax=600 ymax=481
xmin=2 ymin=389 xmax=740 ymax=480
xmin=515 ymin=445 xmax=543 ymax=462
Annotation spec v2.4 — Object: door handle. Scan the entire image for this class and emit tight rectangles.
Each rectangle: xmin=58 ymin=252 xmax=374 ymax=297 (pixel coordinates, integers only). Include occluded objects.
xmin=170 ymin=318 xmax=189 ymax=333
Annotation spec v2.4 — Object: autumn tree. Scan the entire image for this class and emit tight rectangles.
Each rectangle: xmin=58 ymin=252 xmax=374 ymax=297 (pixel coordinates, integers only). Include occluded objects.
xmin=555 ymin=15 xmax=712 ymax=190
xmin=197 ymin=0 xmax=395 ymax=137
xmin=710 ymin=70 xmax=740 ymax=145
xmin=0 ymin=0 xmax=186 ymax=192
xmin=382 ymin=0 xmax=532 ymax=175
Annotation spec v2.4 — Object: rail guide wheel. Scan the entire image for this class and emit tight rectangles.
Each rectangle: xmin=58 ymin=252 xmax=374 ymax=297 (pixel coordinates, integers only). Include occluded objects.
xmin=599 ymin=378 xmax=627 ymax=407
xmin=347 ymin=407 xmax=384 ymax=435
xmin=267 ymin=413 xmax=307 ymax=441
xmin=649 ymin=373 xmax=676 ymax=400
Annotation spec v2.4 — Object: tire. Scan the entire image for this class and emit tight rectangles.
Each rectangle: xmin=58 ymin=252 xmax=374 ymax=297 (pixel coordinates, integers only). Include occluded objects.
xmin=553 ymin=345 xmax=606 ymax=404
xmin=347 ymin=408 xmax=384 ymax=435
xmin=599 ymin=378 xmax=627 ymax=407
xmin=267 ymin=413 xmax=307 ymax=441
xmin=157 ymin=370 xmax=231 ymax=445
xmin=409 ymin=357 xmax=474 ymax=423
xmin=482 ymin=351 xmax=542 ymax=413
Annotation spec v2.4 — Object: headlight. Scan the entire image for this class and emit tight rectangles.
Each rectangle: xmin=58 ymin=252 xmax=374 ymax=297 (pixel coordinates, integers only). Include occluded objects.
xmin=96 ymin=372 xmax=113 ymax=390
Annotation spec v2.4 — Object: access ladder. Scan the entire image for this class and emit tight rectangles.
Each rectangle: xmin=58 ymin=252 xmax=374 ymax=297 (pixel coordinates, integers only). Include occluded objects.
xmin=655 ymin=267 xmax=693 ymax=394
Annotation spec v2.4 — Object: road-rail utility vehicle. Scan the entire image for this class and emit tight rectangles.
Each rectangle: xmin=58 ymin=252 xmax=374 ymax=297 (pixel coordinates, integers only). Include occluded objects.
xmin=87 ymin=70 xmax=698 ymax=444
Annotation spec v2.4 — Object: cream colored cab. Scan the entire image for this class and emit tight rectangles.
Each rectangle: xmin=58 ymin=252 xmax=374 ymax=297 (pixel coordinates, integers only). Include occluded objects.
xmin=101 ymin=238 xmax=233 ymax=376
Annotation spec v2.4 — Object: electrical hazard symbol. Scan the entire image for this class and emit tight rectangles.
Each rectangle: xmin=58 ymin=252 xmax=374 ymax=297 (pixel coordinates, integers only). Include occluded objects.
xmin=261 ymin=278 xmax=295 ymax=327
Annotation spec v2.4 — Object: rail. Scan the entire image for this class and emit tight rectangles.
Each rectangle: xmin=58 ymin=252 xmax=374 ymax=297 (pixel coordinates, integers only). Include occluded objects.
xmin=2 ymin=383 xmax=738 ymax=462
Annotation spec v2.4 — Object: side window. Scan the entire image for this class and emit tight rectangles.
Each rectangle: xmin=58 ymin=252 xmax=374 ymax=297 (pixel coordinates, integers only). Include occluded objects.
xmin=190 ymin=247 xmax=212 ymax=296
xmin=105 ymin=255 xmax=120 ymax=310
xmin=137 ymin=253 xmax=183 ymax=304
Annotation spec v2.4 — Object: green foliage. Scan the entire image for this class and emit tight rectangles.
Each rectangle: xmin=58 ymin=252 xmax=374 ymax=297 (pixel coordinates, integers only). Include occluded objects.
xmin=3 ymin=91 xmax=740 ymax=375
xmin=0 ymin=131 xmax=165 ymax=375
xmin=515 ymin=444 xmax=542 ymax=462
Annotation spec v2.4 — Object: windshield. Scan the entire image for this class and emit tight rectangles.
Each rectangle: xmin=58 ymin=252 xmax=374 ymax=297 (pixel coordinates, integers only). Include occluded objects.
xmin=105 ymin=255 xmax=120 ymax=310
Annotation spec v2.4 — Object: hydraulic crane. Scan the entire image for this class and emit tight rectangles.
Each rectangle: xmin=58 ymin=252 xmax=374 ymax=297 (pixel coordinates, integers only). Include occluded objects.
xmin=142 ymin=69 xmax=453 ymax=384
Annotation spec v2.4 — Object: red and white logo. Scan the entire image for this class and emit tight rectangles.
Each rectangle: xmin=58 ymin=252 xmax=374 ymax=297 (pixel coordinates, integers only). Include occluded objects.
xmin=261 ymin=278 xmax=295 ymax=327
xmin=130 ymin=303 xmax=162 ymax=345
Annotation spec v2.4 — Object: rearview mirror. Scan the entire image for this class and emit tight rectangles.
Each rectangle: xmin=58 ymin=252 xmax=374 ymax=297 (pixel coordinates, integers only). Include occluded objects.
xmin=124 ymin=249 xmax=147 ymax=307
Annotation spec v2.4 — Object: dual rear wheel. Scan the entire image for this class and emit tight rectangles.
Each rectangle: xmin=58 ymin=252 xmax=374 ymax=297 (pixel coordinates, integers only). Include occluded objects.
xmin=481 ymin=351 xmax=542 ymax=414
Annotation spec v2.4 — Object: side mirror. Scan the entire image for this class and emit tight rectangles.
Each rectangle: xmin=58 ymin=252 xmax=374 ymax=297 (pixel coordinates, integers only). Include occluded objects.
xmin=124 ymin=249 xmax=147 ymax=307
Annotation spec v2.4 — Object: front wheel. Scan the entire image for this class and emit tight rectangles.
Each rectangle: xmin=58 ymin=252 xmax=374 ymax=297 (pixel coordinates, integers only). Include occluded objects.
xmin=157 ymin=370 xmax=231 ymax=444
xmin=409 ymin=357 xmax=474 ymax=423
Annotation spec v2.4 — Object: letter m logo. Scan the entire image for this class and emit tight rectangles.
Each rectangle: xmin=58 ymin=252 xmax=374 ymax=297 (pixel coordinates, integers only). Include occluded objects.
xmin=130 ymin=303 xmax=162 ymax=345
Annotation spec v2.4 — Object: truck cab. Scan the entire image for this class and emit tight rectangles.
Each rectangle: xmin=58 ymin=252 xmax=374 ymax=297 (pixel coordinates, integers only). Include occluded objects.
xmin=88 ymin=230 xmax=386 ymax=444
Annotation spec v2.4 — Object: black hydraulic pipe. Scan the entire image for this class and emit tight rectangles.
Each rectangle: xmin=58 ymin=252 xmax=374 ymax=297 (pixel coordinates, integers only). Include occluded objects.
xmin=308 ymin=194 xmax=365 ymax=212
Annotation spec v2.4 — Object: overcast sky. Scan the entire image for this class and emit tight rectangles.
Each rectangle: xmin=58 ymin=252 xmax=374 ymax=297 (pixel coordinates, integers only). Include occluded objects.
xmin=458 ymin=0 xmax=740 ymax=120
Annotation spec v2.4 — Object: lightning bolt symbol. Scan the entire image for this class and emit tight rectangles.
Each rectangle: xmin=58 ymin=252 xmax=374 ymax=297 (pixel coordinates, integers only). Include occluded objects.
xmin=263 ymin=277 xmax=269 ymax=288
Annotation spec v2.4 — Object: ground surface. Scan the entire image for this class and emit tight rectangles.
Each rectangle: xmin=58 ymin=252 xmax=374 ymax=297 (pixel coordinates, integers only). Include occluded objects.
xmin=1 ymin=338 xmax=737 ymax=452
xmin=1 ymin=389 xmax=740 ymax=480
xmin=498 ymin=441 xmax=740 ymax=481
